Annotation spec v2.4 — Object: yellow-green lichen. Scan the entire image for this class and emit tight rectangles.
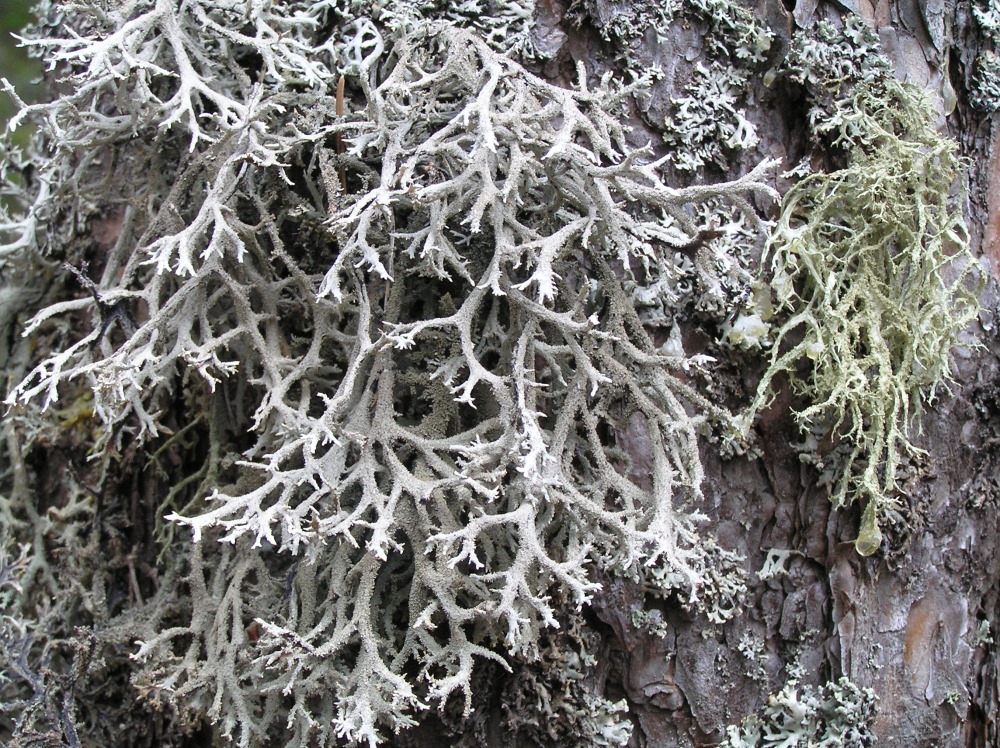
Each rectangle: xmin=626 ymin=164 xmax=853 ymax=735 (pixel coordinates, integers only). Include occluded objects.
xmin=745 ymin=75 xmax=979 ymax=555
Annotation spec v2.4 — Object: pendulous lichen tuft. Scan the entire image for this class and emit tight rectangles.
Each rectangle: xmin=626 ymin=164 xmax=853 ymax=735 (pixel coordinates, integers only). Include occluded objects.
xmin=742 ymin=17 xmax=980 ymax=555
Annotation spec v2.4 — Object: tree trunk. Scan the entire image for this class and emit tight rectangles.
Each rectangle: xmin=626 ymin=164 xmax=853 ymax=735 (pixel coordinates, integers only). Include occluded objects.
xmin=1 ymin=2 xmax=998 ymax=747
xmin=400 ymin=3 xmax=1000 ymax=746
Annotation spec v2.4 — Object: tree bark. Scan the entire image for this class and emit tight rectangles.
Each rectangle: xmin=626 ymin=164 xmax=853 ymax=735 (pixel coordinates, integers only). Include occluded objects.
xmin=394 ymin=2 xmax=1000 ymax=746
xmin=2 ymin=2 xmax=998 ymax=747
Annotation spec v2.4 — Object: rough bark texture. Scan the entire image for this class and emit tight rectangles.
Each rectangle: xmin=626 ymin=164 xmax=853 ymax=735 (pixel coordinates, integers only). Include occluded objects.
xmin=389 ymin=2 xmax=1000 ymax=746
xmin=2 ymin=1 xmax=998 ymax=747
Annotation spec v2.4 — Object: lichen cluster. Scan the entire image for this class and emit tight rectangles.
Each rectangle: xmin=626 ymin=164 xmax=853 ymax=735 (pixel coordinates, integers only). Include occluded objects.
xmin=629 ymin=0 xmax=775 ymax=332
xmin=0 ymin=1 xmax=779 ymax=745
xmin=662 ymin=0 xmax=773 ymax=174
xmin=782 ymin=16 xmax=893 ymax=137
xmin=0 ymin=2 xmax=983 ymax=746
xmin=451 ymin=613 xmax=634 ymax=748
xmin=972 ymin=0 xmax=1000 ymax=111
xmin=721 ymin=677 xmax=878 ymax=748
xmin=565 ymin=0 xmax=680 ymax=65
xmin=741 ymin=17 xmax=980 ymax=555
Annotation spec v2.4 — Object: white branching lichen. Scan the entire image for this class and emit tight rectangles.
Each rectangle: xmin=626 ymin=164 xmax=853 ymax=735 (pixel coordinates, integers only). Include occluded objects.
xmin=1 ymin=2 xmax=780 ymax=745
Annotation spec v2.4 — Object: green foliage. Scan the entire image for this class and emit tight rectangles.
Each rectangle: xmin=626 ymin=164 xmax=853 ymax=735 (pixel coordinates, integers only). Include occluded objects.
xmin=0 ymin=0 xmax=41 ymax=140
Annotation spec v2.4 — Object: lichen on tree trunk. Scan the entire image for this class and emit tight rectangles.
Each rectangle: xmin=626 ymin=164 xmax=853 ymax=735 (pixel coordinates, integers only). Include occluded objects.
xmin=0 ymin=1 xmax=998 ymax=747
